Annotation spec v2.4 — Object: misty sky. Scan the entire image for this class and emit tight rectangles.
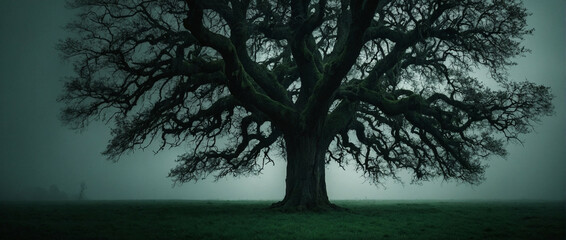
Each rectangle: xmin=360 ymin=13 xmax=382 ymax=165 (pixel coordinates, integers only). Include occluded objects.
xmin=0 ymin=0 xmax=564 ymax=201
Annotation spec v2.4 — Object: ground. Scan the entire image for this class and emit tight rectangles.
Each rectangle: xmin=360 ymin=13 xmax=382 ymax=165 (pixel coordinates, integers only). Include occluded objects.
xmin=1 ymin=200 xmax=564 ymax=240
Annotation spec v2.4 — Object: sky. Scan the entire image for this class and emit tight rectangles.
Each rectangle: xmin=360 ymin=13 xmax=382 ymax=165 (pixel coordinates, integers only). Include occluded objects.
xmin=0 ymin=0 xmax=564 ymax=201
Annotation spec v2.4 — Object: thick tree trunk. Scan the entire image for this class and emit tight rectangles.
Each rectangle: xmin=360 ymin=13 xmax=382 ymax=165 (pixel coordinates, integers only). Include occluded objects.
xmin=271 ymin=133 xmax=340 ymax=211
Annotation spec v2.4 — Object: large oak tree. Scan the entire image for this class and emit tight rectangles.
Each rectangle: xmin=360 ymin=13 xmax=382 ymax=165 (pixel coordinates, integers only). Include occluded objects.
xmin=59 ymin=0 xmax=553 ymax=210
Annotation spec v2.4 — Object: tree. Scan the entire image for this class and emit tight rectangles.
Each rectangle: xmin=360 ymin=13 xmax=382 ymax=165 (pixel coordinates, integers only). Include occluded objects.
xmin=59 ymin=0 xmax=553 ymax=210
xmin=78 ymin=181 xmax=87 ymax=200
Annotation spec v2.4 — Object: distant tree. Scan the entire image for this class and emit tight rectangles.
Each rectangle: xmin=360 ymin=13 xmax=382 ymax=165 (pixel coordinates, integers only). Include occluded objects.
xmin=78 ymin=181 xmax=87 ymax=200
xmin=59 ymin=0 xmax=553 ymax=210
xmin=48 ymin=185 xmax=68 ymax=200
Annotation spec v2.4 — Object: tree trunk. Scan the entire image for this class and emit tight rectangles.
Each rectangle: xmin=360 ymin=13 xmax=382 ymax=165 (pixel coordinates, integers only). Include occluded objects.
xmin=271 ymin=133 xmax=340 ymax=211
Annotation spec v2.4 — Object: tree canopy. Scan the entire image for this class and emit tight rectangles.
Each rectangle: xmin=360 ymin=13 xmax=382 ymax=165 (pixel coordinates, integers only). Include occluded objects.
xmin=59 ymin=0 xmax=553 ymax=210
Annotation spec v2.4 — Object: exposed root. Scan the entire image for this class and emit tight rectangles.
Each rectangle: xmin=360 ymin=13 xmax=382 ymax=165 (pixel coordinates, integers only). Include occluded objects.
xmin=269 ymin=200 xmax=348 ymax=213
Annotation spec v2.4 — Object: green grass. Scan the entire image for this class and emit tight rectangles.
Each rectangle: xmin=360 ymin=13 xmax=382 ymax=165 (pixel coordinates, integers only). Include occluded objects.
xmin=1 ymin=200 xmax=564 ymax=240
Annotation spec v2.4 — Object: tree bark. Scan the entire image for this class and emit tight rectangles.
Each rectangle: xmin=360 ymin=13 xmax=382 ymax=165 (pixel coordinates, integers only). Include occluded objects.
xmin=271 ymin=133 xmax=340 ymax=211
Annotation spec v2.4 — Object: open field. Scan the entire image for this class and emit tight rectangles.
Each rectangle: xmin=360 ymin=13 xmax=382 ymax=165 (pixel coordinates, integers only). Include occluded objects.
xmin=1 ymin=200 xmax=564 ymax=240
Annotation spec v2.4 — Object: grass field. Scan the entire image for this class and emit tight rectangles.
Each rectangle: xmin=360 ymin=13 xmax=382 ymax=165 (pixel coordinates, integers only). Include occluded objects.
xmin=1 ymin=200 xmax=564 ymax=240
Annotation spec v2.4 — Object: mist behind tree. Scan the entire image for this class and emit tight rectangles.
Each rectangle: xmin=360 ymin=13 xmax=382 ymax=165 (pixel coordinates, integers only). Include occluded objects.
xmin=58 ymin=0 xmax=553 ymax=210
xmin=28 ymin=185 xmax=69 ymax=201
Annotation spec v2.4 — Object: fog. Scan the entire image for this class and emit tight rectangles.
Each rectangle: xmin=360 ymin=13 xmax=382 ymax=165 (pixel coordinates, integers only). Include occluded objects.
xmin=1 ymin=0 xmax=564 ymax=201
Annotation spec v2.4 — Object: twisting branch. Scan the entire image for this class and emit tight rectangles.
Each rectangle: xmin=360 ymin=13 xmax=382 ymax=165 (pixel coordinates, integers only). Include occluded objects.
xmin=59 ymin=0 xmax=553 ymax=187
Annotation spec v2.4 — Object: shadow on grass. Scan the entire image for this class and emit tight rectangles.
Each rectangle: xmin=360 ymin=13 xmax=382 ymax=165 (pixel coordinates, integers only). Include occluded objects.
xmin=1 ymin=200 xmax=564 ymax=240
